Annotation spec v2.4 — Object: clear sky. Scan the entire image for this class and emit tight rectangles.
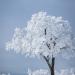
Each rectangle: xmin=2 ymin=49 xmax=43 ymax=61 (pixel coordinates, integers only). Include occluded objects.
xmin=0 ymin=0 xmax=75 ymax=74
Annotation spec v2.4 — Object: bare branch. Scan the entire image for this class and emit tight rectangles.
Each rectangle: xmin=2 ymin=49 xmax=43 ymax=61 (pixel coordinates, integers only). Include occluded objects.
xmin=40 ymin=54 xmax=52 ymax=69
xmin=46 ymin=43 xmax=51 ymax=50
xmin=45 ymin=28 xmax=47 ymax=35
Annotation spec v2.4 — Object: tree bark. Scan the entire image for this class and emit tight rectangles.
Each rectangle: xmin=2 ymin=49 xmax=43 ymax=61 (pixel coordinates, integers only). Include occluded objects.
xmin=42 ymin=55 xmax=55 ymax=75
xmin=51 ymin=57 xmax=55 ymax=75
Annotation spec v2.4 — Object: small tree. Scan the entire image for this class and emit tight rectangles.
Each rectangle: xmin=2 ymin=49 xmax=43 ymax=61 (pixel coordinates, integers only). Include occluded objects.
xmin=6 ymin=12 xmax=75 ymax=75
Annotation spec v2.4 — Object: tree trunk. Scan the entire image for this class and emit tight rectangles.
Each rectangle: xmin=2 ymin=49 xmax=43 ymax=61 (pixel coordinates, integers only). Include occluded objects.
xmin=42 ymin=55 xmax=55 ymax=75
xmin=50 ymin=57 xmax=55 ymax=75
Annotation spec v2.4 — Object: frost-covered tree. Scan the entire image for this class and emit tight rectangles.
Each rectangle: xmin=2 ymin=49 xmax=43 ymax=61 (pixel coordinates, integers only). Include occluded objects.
xmin=5 ymin=12 xmax=75 ymax=75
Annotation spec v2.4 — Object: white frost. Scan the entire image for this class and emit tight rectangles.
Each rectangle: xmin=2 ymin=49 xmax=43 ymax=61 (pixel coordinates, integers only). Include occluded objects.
xmin=27 ymin=69 xmax=49 ymax=75
xmin=5 ymin=11 xmax=75 ymax=58
xmin=27 ymin=68 xmax=75 ymax=75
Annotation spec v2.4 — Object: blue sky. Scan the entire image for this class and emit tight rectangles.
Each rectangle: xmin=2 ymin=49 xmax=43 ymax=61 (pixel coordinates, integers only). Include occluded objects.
xmin=0 ymin=0 xmax=75 ymax=74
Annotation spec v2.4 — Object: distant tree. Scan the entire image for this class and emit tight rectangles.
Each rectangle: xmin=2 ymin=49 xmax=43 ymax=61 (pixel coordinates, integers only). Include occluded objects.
xmin=6 ymin=12 xmax=75 ymax=75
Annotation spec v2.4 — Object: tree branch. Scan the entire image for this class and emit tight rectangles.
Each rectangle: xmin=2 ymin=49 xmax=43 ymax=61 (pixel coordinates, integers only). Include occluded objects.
xmin=51 ymin=57 xmax=55 ymax=69
xmin=45 ymin=28 xmax=47 ymax=35
xmin=46 ymin=43 xmax=51 ymax=50
xmin=41 ymin=54 xmax=52 ymax=69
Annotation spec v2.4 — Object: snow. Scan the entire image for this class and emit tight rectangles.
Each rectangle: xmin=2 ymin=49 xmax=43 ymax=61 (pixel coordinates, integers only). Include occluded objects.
xmin=0 ymin=73 xmax=10 ymax=75
xmin=28 ymin=68 xmax=75 ymax=75
xmin=27 ymin=69 xmax=49 ymax=75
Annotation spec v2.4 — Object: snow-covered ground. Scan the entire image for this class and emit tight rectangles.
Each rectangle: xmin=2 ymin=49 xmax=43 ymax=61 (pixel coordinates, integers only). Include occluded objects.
xmin=0 ymin=73 xmax=10 ymax=75
xmin=28 ymin=69 xmax=49 ymax=75
xmin=0 ymin=68 xmax=75 ymax=75
xmin=27 ymin=68 xmax=75 ymax=75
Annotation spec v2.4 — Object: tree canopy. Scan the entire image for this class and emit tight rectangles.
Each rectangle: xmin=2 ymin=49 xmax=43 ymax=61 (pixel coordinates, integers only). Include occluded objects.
xmin=6 ymin=12 xmax=75 ymax=59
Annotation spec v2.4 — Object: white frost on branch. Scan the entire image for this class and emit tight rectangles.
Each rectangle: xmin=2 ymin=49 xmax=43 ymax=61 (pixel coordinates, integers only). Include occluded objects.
xmin=5 ymin=12 xmax=75 ymax=58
